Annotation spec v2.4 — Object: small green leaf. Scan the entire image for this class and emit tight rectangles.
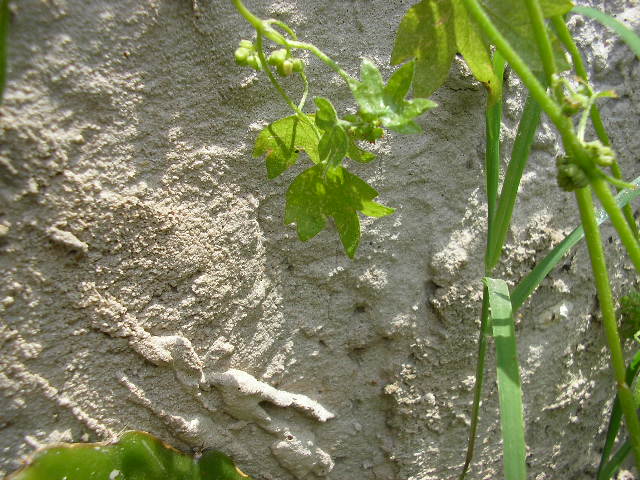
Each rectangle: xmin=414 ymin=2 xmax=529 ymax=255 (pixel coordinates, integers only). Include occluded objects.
xmin=349 ymin=59 xmax=436 ymax=134
xmin=318 ymin=125 xmax=348 ymax=169
xmin=7 ymin=431 xmax=252 ymax=480
xmin=451 ymin=0 xmax=502 ymax=103
xmin=347 ymin=138 xmax=376 ymax=163
xmin=284 ymin=165 xmax=394 ymax=258
xmin=314 ymin=97 xmax=340 ymax=130
xmin=253 ymin=115 xmax=320 ymax=179
xmin=392 ymin=0 xmax=457 ymax=98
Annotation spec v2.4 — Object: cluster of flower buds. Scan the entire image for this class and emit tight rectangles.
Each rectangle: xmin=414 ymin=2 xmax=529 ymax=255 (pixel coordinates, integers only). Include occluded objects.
xmin=234 ymin=39 xmax=263 ymax=71
xmin=345 ymin=115 xmax=384 ymax=143
xmin=583 ymin=140 xmax=616 ymax=167
xmin=556 ymin=155 xmax=589 ymax=191
xmin=266 ymin=48 xmax=304 ymax=76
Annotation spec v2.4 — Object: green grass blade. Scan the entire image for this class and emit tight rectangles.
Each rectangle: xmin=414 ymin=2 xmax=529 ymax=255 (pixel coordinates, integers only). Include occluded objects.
xmin=599 ymin=439 xmax=632 ymax=480
xmin=485 ymin=95 xmax=542 ymax=271
xmin=572 ymin=6 xmax=640 ymax=59
xmin=484 ymin=277 xmax=527 ymax=480
xmin=511 ymin=176 xmax=640 ymax=312
xmin=598 ymin=350 xmax=640 ymax=479
xmin=459 ymin=288 xmax=492 ymax=480
xmin=485 ymin=52 xmax=506 ymax=258
xmin=0 ymin=0 xmax=9 ymax=102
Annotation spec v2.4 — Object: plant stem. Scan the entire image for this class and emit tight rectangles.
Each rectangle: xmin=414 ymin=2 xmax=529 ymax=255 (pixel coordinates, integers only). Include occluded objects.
xmin=551 ymin=15 xmax=640 ymax=240
xmin=591 ymin=177 xmax=640 ymax=272
xmin=485 ymin=53 xmax=505 ymax=259
xmin=459 ymin=288 xmax=491 ymax=480
xmin=523 ymin=0 xmax=557 ymax=86
xmin=255 ymin=35 xmax=319 ymax=138
xmin=461 ymin=0 xmax=609 ymax=185
xmin=574 ymin=187 xmax=640 ymax=469
xmin=461 ymin=0 xmax=562 ymax=128
xmin=232 ymin=0 xmax=355 ymax=86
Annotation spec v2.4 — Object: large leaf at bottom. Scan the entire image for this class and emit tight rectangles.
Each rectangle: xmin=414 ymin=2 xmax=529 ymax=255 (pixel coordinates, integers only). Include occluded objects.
xmin=284 ymin=165 xmax=394 ymax=257
xmin=7 ymin=431 xmax=251 ymax=480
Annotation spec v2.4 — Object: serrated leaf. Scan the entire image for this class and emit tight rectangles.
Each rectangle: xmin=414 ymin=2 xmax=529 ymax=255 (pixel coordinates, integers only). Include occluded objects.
xmin=7 ymin=431 xmax=251 ymax=480
xmin=284 ymin=165 xmax=394 ymax=258
xmin=253 ymin=115 xmax=320 ymax=179
xmin=392 ymin=0 xmax=457 ymax=98
xmin=347 ymin=138 xmax=376 ymax=163
xmin=349 ymin=59 xmax=436 ymax=133
xmin=480 ymin=0 xmax=571 ymax=72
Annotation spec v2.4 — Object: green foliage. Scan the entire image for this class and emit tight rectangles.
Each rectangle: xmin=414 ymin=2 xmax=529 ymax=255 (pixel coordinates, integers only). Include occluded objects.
xmin=284 ymin=165 xmax=393 ymax=258
xmin=619 ymin=290 xmax=640 ymax=340
xmin=484 ymin=278 xmax=527 ymax=480
xmin=348 ymin=60 xmax=436 ymax=134
xmin=233 ymin=0 xmax=640 ymax=477
xmin=391 ymin=0 xmax=571 ymax=102
xmin=7 ymin=431 xmax=251 ymax=480
xmin=253 ymin=115 xmax=320 ymax=179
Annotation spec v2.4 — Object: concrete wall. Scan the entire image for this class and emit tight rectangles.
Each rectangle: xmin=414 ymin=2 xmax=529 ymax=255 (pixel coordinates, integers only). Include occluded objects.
xmin=1 ymin=1 xmax=639 ymax=478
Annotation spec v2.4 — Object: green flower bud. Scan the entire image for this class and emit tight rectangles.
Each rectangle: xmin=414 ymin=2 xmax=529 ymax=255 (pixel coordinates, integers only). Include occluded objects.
xmin=279 ymin=59 xmax=294 ymax=76
xmin=268 ymin=49 xmax=288 ymax=67
xmin=556 ymin=156 xmax=589 ymax=191
xmin=292 ymin=58 xmax=305 ymax=73
xmin=239 ymin=39 xmax=254 ymax=49
xmin=584 ymin=140 xmax=616 ymax=167
xmin=246 ymin=54 xmax=263 ymax=71
xmin=234 ymin=47 xmax=251 ymax=65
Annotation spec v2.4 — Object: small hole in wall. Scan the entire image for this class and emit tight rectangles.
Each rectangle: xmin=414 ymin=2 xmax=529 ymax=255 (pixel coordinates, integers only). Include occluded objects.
xmin=354 ymin=304 xmax=366 ymax=313
xmin=286 ymin=435 xmax=293 ymax=441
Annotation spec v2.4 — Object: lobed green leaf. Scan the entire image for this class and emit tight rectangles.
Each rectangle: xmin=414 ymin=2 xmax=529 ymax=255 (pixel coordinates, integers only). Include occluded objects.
xmin=284 ymin=165 xmax=393 ymax=258
xmin=253 ymin=114 xmax=320 ymax=179
xmin=392 ymin=0 xmax=457 ymax=98
xmin=349 ymin=59 xmax=436 ymax=133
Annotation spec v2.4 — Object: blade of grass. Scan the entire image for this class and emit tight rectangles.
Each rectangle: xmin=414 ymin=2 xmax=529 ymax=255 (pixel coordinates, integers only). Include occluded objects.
xmin=459 ymin=288 xmax=491 ymax=480
xmin=485 ymin=95 xmax=542 ymax=271
xmin=599 ymin=439 xmax=632 ymax=480
xmin=484 ymin=277 xmax=527 ymax=480
xmin=0 ymin=0 xmax=9 ymax=102
xmin=511 ymin=176 xmax=640 ymax=312
xmin=571 ymin=6 xmax=640 ymax=59
xmin=598 ymin=350 xmax=640 ymax=479
xmin=460 ymin=53 xmax=506 ymax=480
xmin=485 ymin=52 xmax=506 ymax=257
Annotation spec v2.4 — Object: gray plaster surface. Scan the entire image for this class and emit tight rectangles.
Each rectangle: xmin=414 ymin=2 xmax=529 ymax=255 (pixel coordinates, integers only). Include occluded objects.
xmin=1 ymin=0 xmax=640 ymax=479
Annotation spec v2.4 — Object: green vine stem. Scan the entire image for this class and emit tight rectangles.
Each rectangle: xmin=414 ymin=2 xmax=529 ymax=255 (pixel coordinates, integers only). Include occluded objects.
xmin=551 ymin=15 xmax=640 ymax=240
xmin=591 ymin=177 xmax=640 ymax=272
xmin=574 ymin=187 xmax=640 ymax=468
xmin=523 ymin=0 xmax=557 ymax=87
xmin=232 ymin=0 xmax=355 ymax=86
xmin=254 ymin=34 xmax=319 ymax=139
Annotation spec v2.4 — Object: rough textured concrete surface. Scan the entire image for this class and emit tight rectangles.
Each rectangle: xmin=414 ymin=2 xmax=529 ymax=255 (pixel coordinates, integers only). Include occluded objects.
xmin=1 ymin=1 xmax=640 ymax=479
